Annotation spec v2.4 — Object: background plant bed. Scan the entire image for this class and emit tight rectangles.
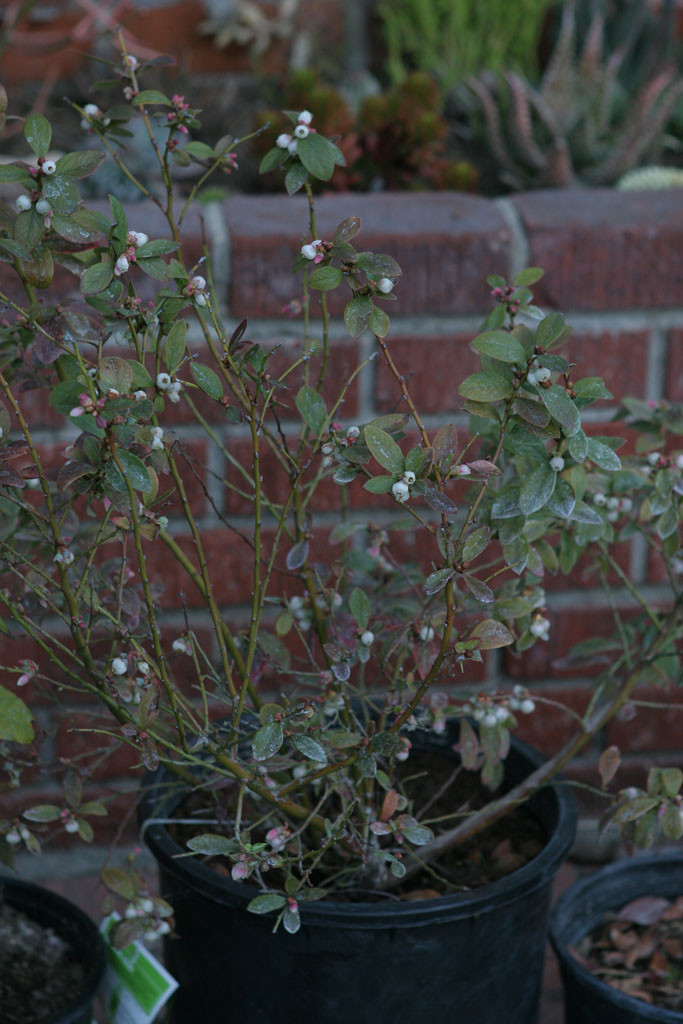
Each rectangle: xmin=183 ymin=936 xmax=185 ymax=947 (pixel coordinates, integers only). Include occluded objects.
xmin=0 ymin=878 xmax=106 ymax=1024
xmin=139 ymin=733 xmax=576 ymax=1024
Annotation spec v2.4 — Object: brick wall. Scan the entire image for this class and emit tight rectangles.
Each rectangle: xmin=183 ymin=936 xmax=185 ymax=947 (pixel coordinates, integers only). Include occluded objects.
xmin=2 ymin=187 xmax=683 ymax=848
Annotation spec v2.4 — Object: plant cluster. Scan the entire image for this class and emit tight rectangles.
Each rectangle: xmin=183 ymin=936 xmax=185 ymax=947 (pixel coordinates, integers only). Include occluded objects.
xmin=0 ymin=43 xmax=681 ymax=940
xmin=467 ymin=0 xmax=683 ymax=188
xmin=256 ymin=70 xmax=479 ymax=192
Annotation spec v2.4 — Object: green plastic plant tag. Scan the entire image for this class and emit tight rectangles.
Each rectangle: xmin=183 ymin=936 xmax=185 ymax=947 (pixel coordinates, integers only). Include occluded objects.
xmin=101 ymin=915 xmax=178 ymax=1023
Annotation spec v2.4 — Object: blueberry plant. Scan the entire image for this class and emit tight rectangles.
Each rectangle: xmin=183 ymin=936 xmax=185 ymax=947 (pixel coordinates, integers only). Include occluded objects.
xmin=0 ymin=42 xmax=681 ymax=941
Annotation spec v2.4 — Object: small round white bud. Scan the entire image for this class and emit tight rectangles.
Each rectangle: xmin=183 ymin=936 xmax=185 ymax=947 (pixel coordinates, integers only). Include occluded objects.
xmin=114 ymin=254 xmax=129 ymax=275
xmin=647 ymin=451 xmax=661 ymax=466
xmin=346 ymin=426 xmax=360 ymax=438
xmin=133 ymin=390 xmax=147 ymax=401
xmin=392 ymin=480 xmax=410 ymax=502
xmin=156 ymin=372 xmax=171 ymax=390
xmin=287 ymin=140 xmax=298 ymax=155
xmin=377 ymin=278 xmax=394 ymax=294
xmin=293 ymin=124 xmax=309 ymax=139
xmin=42 ymin=160 xmax=56 ymax=175
xmin=300 ymin=242 xmax=318 ymax=260
xmin=534 ymin=366 xmax=551 ymax=383
xmin=276 ymin=133 xmax=292 ymax=149
xmin=402 ymin=470 xmax=416 ymax=485
xmin=191 ymin=275 xmax=206 ymax=290
xmin=419 ymin=626 xmax=435 ymax=642
xmin=456 ymin=464 xmax=471 ymax=476
xmin=64 ymin=819 xmax=80 ymax=834
xmin=297 ymin=110 xmax=313 ymax=125
xmin=549 ymin=455 xmax=565 ymax=472
xmin=520 ymin=699 xmax=535 ymax=714
xmin=606 ymin=496 xmax=620 ymax=510
xmin=483 ymin=712 xmax=498 ymax=728
xmin=15 ymin=194 xmax=32 ymax=212
xmin=84 ymin=103 xmax=101 ymax=117
xmin=36 ymin=198 xmax=51 ymax=215
xmin=111 ymin=657 xmax=128 ymax=676
xmin=124 ymin=54 xmax=139 ymax=70
xmin=360 ymin=630 xmax=374 ymax=646
xmin=593 ymin=492 xmax=607 ymax=506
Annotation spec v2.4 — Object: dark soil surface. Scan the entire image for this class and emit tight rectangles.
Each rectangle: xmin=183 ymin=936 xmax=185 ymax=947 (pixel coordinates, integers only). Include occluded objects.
xmin=573 ymin=894 xmax=683 ymax=1012
xmin=168 ymin=749 xmax=547 ymax=900
xmin=0 ymin=904 xmax=86 ymax=1024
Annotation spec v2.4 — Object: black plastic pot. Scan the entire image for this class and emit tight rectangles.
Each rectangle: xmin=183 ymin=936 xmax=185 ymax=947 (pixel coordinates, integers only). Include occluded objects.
xmin=550 ymin=852 xmax=683 ymax=1024
xmin=141 ymin=732 xmax=575 ymax=1024
xmin=0 ymin=877 xmax=106 ymax=1024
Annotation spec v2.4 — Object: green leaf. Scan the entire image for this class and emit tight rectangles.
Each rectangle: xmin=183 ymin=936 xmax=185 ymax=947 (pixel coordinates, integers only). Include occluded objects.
xmin=42 ymin=175 xmax=81 ymax=213
xmin=24 ymin=113 xmax=51 ymax=157
xmin=363 ymin=475 xmax=395 ymax=494
xmin=661 ymin=768 xmax=683 ymax=798
xmin=291 ymin=735 xmax=327 ymax=763
xmin=252 ymin=721 xmax=284 ymax=760
xmin=463 ymin=573 xmax=494 ymax=603
xmin=512 ymin=267 xmax=544 ymax=286
xmin=0 ymin=164 xmax=33 ymax=183
xmin=116 ymin=449 xmax=151 ymax=492
xmin=134 ymin=89 xmax=172 ymax=106
xmin=308 ymin=265 xmax=343 ymax=291
xmin=586 ymin=438 xmax=621 ymax=471
xmin=55 ymin=151 xmax=105 ymax=180
xmin=23 ymin=804 xmax=61 ymax=822
xmin=284 ymin=162 xmax=307 ymax=195
xmin=471 ymin=331 xmax=526 ymax=363
xmin=364 ymin=425 xmax=404 ymax=475
xmin=99 ymin=356 xmax=134 ymax=393
xmin=191 ymin=362 xmax=223 ymax=400
xmin=259 ymin=147 xmax=285 ymax=174
xmin=109 ymin=193 xmax=128 ymax=250
xmin=355 ymin=252 xmax=402 ymax=278
xmin=296 ymin=385 xmax=327 ymax=435
xmin=247 ymin=893 xmax=288 ymax=914
xmin=334 ymin=216 xmax=361 ymax=243
xmin=349 ymin=587 xmax=370 ymax=630
xmin=546 ymin=479 xmax=576 ymax=519
xmin=369 ymin=305 xmax=390 ymax=338
xmin=491 ymin=485 xmax=522 ymax=519
xmin=0 ymin=238 xmax=31 ymax=261
xmin=187 ymin=833 xmax=237 ymax=855
xmin=101 ymin=868 xmax=136 ymax=901
xmin=297 ymin=133 xmax=338 ymax=180
xmin=463 ymin=525 xmax=490 ymax=562
xmin=164 ymin=321 xmax=187 ymax=374
xmin=424 ymin=568 xmax=454 ymax=595
xmin=574 ymin=377 xmax=613 ymax=403
xmin=14 ymin=208 xmax=45 ymax=253
xmin=136 ymin=256 xmax=170 ymax=281
xmin=344 ymin=295 xmax=373 ymax=337
xmin=469 ymin=619 xmax=515 ymax=650
xmin=135 ymin=239 xmax=179 ymax=259
xmin=535 ymin=312 xmax=566 ymax=347
xmin=458 ymin=371 xmax=513 ymax=403
xmin=184 ymin=141 xmax=215 ymax=159
xmin=520 ymin=462 xmax=557 ymax=515
xmin=540 ymin=385 xmax=580 ymax=436
xmin=567 ymin=429 xmax=588 ymax=463
xmin=400 ymin=823 xmax=434 ymax=846
xmin=129 ymin=360 xmax=154 ymax=388
xmin=571 ymin=499 xmax=603 ymax=524
xmin=81 ymin=260 xmax=113 ymax=295
xmin=0 ymin=684 xmax=34 ymax=743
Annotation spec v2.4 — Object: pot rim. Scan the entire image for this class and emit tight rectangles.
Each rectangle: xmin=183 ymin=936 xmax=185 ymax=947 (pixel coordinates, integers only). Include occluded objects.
xmin=549 ymin=851 xmax=683 ymax=1022
xmin=0 ymin=875 xmax=107 ymax=1023
xmin=140 ymin=732 xmax=576 ymax=928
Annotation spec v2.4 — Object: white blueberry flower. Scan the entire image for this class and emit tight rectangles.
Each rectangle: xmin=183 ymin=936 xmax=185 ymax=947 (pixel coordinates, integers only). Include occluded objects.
xmin=534 ymin=366 xmax=551 ymax=383
xmin=287 ymin=140 xmax=298 ymax=155
xmin=194 ymin=292 xmax=207 ymax=307
xmin=42 ymin=160 xmax=56 ymax=175
xmin=549 ymin=455 xmax=565 ymax=472
xmin=529 ymin=616 xmax=550 ymax=641
xmin=53 ymin=549 xmax=74 ymax=566
xmin=419 ymin=626 xmax=435 ymax=642
xmin=172 ymin=637 xmax=191 ymax=654
xmin=297 ymin=110 xmax=313 ymax=125
xmin=133 ymin=390 xmax=147 ymax=401
xmin=300 ymin=241 xmax=320 ymax=260
xmin=395 ymin=738 xmax=411 ymax=762
xmin=332 ymin=593 xmax=342 ymax=608
xmin=293 ymin=124 xmax=309 ymax=139
xmin=292 ymin=764 xmax=307 ymax=779
xmin=111 ymin=656 xmax=128 ymax=676
xmin=620 ymin=497 xmax=633 ymax=512
xmin=520 ymin=698 xmax=536 ymax=714
xmin=289 ymin=595 xmax=305 ymax=614
xmin=456 ymin=464 xmax=471 ymax=476
xmin=392 ymin=480 xmax=410 ymax=502
xmin=346 ymin=426 xmax=360 ymax=439
xmin=606 ymin=496 xmax=620 ymax=510
xmin=676 ymin=454 xmax=683 ymax=470
xmin=377 ymin=278 xmax=394 ymax=294
xmin=190 ymin=275 xmax=206 ymax=290
xmin=483 ymin=712 xmax=498 ymax=728
xmin=647 ymin=451 xmax=661 ymax=466
xmin=321 ymin=442 xmax=334 ymax=455
xmin=402 ymin=470 xmax=416 ymax=485
xmin=360 ymin=630 xmax=374 ymax=646
xmin=156 ymin=372 xmax=171 ymax=390
xmin=114 ymin=254 xmax=129 ymax=276
xmin=167 ymin=381 xmax=182 ymax=403
xmin=84 ymin=103 xmax=101 ymax=117
xmin=623 ymin=787 xmax=640 ymax=801
xmin=124 ymin=54 xmax=139 ymax=70
xmin=5 ymin=829 xmax=21 ymax=845
xmin=127 ymin=230 xmax=149 ymax=247
xmin=495 ymin=706 xmax=509 ymax=723
xmin=471 ymin=707 xmax=486 ymax=722
xmin=151 ymin=426 xmax=164 ymax=450
xmin=276 ymin=133 xmax=292 ymax=149
xmin=64 ymin=818 xmax=80 ymax=834
xmin=593 ymin=492 xmax=607 ymax=506
xmin=157 ymin=516 xmax=169 ymax=529
xmin=15 ymin=194 xmax=31 ymax=212
xmin=137 ymin=662 xmax=150 ymax=676
xmin=527 ymin=369 xmax=538 ymax=386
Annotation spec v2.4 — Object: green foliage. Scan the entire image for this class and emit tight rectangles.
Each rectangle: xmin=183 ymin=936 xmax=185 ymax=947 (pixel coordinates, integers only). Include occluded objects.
xmin=468 ymin=0 xmax=683 ymax=188
xmin=378 ymin=0 xmax=556 ymax=92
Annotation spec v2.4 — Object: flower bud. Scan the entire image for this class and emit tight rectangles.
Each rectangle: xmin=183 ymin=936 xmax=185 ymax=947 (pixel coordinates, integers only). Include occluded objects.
xmin=300 ymin=242 xmax=318 ymax=260
xmin=419 ymin=626 xmax=435 ymax=642
xmin=84 ymin=103 xmax=101 ymax=117
xmin=294 ymin=124 xmax=309 ymax=139
xmin=549 ymin=455 xmax=565 ymax=472
xmin=360 ymin=630 xmax=374 ymax=646
xmin=42 ymin=160 xmax=56 ymax=175
xmin=114 ymin=254 xmax=129 ymax=275
xmin=297 ymin=110 xmax=313 ymax=125
xmin=377 ymin=278 xmax=394 ymax=294
xmin=392 ymin=480 xmax=410 ymax=502
xmin=276 ymin=133 xmax=292 ymax=148
xmin=64 ymin=818 xmax=80 ymax=834
xmin=111 ymin=656 xmax=128 ymax=676
xmin=36 ymin=198 xmax=51 ymax=215
xmin=156 ymin=372 xmax=171 ymax=390
xmin=534 ymin=366 xmax=551 ymax=383
xmin=520 ymin=699 xmax=535 ymax=714
xmin=15 ymin=194 xmax=31 ymax=212
xmin=287 ymin=140 xmax=298 ymax=155
xmin=402 ymin=470 xmax=416 ymax=485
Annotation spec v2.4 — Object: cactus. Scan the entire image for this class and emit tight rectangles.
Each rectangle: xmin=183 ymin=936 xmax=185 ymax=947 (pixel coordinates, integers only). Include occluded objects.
xmin=467 ymin=0 xmax=683 ymax=189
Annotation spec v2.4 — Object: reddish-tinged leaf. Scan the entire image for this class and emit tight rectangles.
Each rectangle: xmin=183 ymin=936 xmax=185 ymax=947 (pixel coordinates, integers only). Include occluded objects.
xmin=468 ymin=619 xmax=514 ymax=649
xmin=140 ymin=737 xmax=159 ymax=771
xmin=432 ymin=424 xmax=458 ymax=471
xmin=598 ymin=745 xmax=621 ymax=788
xmin=423 ymin=486 xmax=458 ymax=515
xmin=468 ymin=460 xmax=501 ymax=476
xmin=458 ymin=719 xmax=479 ymax=770
xmin=380 ymin=789 xmax=399 ymax=822
xmin=286 ymin=539 xmax=309 ymax=570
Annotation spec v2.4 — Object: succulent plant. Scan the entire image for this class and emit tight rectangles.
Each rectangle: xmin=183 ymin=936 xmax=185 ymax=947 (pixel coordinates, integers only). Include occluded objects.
xmin=467 ymin=0 xmax=683 ymax=189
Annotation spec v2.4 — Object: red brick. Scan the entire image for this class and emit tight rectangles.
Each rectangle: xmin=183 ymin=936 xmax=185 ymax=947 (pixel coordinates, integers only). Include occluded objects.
xmin=557 ymin=329 xmax=650 ymax=402
xmin=511 ymin=190 xmax=683 ymax=311
xmin=375 ymin=334 xmax=481 ymax=414
xmin=606 ymin=684 xmax=683 ymax=752
xmin=666 ymin=328 xmax=683 ymax=402
xmin=226 ymin=193 xmax=512 ymax=318
xmin=509 ymin=683 xmax=592 ymax=756
xmin=56 ymin=711 xmax=142 ymax=781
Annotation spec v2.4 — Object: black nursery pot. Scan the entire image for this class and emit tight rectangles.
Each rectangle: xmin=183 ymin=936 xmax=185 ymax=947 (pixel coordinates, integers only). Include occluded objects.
xmin=1 ymin=877 xmax=106 ymax=1024
xmin=550 ymin=852 xmax=683 ymax=1024
xmin=140 ymin=733 xmax=576 ymax=1024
